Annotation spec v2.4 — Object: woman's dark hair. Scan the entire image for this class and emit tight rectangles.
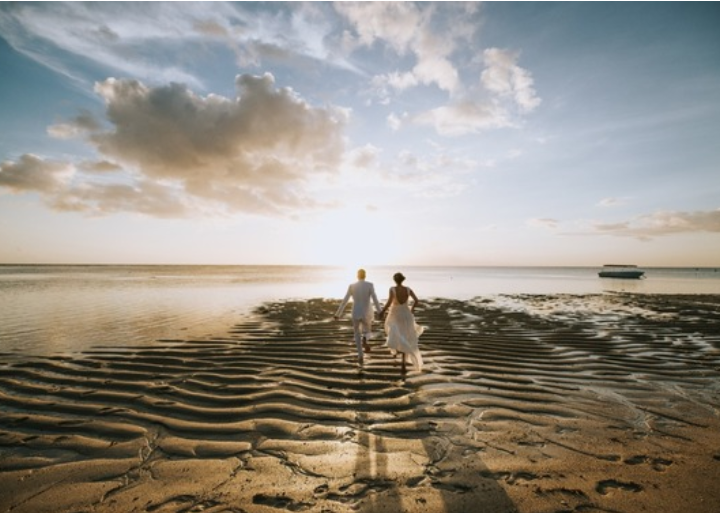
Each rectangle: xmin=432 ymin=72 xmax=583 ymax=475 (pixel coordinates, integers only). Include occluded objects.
xmin=393 ymin=272 xmax=406 ymax=284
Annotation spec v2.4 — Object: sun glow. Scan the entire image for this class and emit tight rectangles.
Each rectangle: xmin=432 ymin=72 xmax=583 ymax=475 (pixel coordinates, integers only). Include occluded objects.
xmin=304 ymin=207 xmax=401 ymax=267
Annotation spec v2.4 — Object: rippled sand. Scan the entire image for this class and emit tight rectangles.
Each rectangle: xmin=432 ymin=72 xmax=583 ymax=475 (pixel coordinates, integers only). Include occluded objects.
xmin=1 ymin=295 xmax=720 ymax=512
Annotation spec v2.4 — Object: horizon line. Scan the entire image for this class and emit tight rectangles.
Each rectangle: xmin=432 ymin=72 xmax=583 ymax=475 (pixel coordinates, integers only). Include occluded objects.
xmin=1 ymin=262 xmax=718 ymax=270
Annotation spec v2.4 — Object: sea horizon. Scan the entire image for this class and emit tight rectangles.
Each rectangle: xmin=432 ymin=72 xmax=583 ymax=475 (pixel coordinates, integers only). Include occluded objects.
xmin=2 ymin=262 xmax=719 ymax=269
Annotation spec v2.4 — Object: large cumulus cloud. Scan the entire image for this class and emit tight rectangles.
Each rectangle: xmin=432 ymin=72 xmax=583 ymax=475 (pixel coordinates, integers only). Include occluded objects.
xmin=0 ymin=73 xmax=348 ymax=217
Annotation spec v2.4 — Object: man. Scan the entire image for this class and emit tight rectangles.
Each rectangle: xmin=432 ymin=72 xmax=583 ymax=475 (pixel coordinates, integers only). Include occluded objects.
xmin=334 ymin=268 xmax=382 ymax=366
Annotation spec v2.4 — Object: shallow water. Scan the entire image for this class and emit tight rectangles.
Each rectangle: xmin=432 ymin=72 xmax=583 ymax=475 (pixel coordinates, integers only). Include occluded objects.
xmin=1 ymin=265 xmax=718 ymax=356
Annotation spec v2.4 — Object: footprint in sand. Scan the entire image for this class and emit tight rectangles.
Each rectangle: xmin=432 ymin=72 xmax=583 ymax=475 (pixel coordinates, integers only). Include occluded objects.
xmin=253 ymin=493 xmax=313 ymax=510
xmin=596 ymin=479 xmax=643 ymax=495
xmin=479 ymin=470 xmax=541 ymax=485
xmin=624 ymin=455 xmax=673 ymax=471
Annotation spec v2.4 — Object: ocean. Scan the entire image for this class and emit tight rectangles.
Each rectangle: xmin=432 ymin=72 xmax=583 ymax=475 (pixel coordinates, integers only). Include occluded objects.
xmin=1 ymin=264 xmax=718 ymax=356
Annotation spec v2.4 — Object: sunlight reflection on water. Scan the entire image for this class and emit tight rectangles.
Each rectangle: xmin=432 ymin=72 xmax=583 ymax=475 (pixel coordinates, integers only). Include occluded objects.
xmin=1 ymin=265 xmax=717 ymax=356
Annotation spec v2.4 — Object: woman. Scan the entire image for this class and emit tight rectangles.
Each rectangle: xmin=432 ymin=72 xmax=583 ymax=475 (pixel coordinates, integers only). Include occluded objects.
xmin=380 ymin=272 xmax=424 ymax=374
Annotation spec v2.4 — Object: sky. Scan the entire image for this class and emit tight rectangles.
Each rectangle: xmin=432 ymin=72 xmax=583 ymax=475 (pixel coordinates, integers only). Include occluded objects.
xmin=1 ymin=1 xmax=719 ymax=268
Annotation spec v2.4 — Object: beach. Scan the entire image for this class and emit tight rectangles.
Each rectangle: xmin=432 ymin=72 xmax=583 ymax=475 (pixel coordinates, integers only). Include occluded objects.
xmin=2 ymin=292 xmax=720 ymax=512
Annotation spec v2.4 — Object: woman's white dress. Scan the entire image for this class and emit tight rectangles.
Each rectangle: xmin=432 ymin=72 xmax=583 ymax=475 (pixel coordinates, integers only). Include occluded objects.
xmin=384 ymin=288 xmax=424 ymax=371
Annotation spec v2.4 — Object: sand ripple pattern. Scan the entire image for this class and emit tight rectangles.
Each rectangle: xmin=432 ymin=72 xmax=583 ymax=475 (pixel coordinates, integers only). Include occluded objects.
xmin=2 ymin=295 xmax=720 ymax=513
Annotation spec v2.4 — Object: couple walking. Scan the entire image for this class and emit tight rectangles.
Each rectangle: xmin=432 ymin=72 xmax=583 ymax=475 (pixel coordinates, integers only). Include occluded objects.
xmin=333 ymin=269 xmax=424 ymax=373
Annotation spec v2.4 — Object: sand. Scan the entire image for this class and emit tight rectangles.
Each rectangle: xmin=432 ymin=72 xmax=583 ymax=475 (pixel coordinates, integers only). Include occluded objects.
xmin=1 ymin=294 xmax=720 ymax=513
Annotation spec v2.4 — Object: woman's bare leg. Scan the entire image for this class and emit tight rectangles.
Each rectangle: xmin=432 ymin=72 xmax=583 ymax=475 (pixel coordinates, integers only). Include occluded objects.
xmin=362 ymin=335 xmax=371 ymax=353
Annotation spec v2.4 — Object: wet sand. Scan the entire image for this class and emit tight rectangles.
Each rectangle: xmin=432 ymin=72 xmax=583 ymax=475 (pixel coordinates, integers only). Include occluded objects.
xmin=1 ymin=294 xmax=720 ymax=512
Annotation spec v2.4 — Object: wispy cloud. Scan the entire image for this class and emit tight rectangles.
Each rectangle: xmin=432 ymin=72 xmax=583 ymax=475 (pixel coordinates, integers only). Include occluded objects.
xmin=592 ymin=209 xmax=720 ymax=240
xmin=529 ymin=209 xmax=720 ymax=240
xmin=0 ymin=2 xmax=220 ymax=88
xmin=597 ymin=197 xmax=631 ymax=208
xmin=340 ymin=141 xmax=480 ymax=199
xmin=527 ymin=218 xmax=559 ymax=230
xmin=0 ymin=2 xmax=353 ymax=90
xmin=378 ymin=149 xmax=478 ymax=198
xmin=412 ymin=100 xmax=512 ymax=136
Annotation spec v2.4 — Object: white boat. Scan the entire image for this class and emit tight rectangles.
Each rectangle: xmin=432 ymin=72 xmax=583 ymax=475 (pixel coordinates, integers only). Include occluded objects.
xmin=598 ymin=264 xmax=645 ymax=279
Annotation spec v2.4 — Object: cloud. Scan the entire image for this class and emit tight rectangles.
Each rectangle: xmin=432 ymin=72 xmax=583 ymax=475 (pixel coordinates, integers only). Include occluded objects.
xmin=335 ymin=2 xmax=463 ymax=94
xmin=387 ymin=112 xmax=404 ymax=131
xmin=335 ymin=2 xmax=422 ymax=55
xmin=339 ymin=141 xmax=478 ymax=199
xmin=0 ymin=154 xmax=74 ymax=193
xmin=48 ymin=111 xmax=102 ymax=139
xmin=398 ymin=46 xmax=541 ymax=137
xmin=3 ymin=3 xmax=540 ymax=142
xmin=386 ymin=48 xmax=541 ymax=137
xmin=404 ymin=48 xmax=540 ymax=136
xmin=482 ymin=48 xmax=541 ymax=113
xmin=0 ymin=2 xmax=211 ymax=88
xmin=530 ymin=209 xmax=720 ymax=240
xmin=593 ymin=209 xmax=720 ymax=239
xmin=347 ymin=144 xmax=381 ymax=169
xmin=0 ymin=2 xmax=354 ymax=90
xmin=0 ymin=74 xmax=348 ymax=218
xmin=78 ymin=160 xmax=123 ymax=174
xmin=376 ymin=148 xmax=478 ymax=198
xmin=0 ymin=154 xmax=194 ymax=218
xmin=92 ymin=73 xmax=346 ymax=178
xmin=597 ymin=197 xmax=631 ymax=207
xmin=413 ymin=100 xmax=511 ymax=137
xmin=191 ymin=14 xmax=300 ymax=69
xmin=50 ymin=180 xmax=190 ymax=218
xmin=334 ymin=5 xmax=540 ymax=136
xmin=528 ymin=218 xmax=559 ymax=230
xmin=372 ymin=71 xmax=419 ymax=94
